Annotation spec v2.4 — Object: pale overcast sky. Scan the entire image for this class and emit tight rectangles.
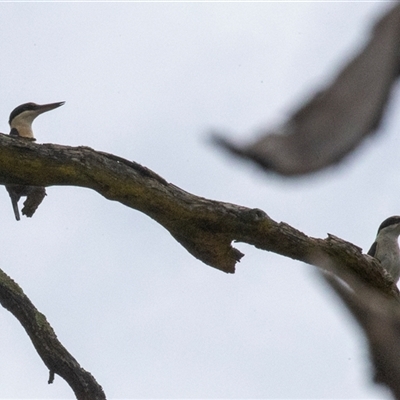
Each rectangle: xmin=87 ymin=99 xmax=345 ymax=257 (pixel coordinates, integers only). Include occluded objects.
xmin=0 ymin=2 xmax=397 ymax=398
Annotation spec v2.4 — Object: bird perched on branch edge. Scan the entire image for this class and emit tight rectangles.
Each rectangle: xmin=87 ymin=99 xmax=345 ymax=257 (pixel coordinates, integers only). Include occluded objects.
xmin=5 ymin=101 xmax=65 ymax=221
xmin=368 ymin=216 xmax=400 ymax=283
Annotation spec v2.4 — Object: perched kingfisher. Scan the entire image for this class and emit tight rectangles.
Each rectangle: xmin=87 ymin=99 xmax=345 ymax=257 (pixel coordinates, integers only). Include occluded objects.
xmin=368 ymin=216 xmax=400 ymax=283
xmin=5 ymin=102 xmax=65 ymax=220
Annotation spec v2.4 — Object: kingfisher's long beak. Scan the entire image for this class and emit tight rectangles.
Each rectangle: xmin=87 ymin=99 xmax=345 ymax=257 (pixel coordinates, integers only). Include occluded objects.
xmin=35 ymin=101 xmax=65 ymax=115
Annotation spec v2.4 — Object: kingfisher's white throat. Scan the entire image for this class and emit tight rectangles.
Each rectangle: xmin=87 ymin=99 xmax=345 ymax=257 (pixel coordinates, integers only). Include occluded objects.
xmin=9 ymin=110 xmax=38 ymax=139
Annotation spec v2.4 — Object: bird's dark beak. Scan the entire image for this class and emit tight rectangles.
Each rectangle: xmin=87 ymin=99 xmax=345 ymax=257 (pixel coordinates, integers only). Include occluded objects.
xmin=35 ymin=101 xmax=65 ymax=115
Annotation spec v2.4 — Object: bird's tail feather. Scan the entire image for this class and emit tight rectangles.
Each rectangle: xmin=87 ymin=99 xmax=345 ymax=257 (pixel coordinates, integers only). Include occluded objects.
xmin=11 ymin=198 xmax=20 ymax=221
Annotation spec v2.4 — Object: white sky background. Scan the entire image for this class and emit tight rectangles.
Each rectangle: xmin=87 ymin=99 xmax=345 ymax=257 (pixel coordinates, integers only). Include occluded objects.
xmin=0 ymin=2 xmax=398 ymax=398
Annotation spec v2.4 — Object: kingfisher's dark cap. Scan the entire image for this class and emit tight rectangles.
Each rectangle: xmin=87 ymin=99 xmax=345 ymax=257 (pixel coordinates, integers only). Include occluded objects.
xmin=378 ymin=216 xmax=400 ymax=233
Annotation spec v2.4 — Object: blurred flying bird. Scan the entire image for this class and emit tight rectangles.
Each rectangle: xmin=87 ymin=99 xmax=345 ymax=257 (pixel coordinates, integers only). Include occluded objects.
xmin=213 ymin=4 xmax=400 ymax=176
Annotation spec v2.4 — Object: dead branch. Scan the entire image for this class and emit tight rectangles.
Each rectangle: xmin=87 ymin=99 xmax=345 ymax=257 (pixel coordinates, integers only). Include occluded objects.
xmin=0 ymin=134 xmax=396 ymax=297
xmin=0 ymin=268 xmax=106 ymax=399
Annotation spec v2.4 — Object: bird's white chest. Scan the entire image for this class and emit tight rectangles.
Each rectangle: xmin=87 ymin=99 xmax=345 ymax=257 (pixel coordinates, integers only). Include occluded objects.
xmin=14 ymin=124 xmax=34 ymax=139
xmin=10 ymin=111 xmax=36 ymax=139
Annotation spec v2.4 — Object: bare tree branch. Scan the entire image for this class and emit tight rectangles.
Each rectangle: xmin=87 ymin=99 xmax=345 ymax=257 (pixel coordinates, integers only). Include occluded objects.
xmin=213 ymin=4 xmax=400 ymax=176
xmin=0 ymin=134 xmax=397 ymax=297
xmin=0 ymin=268 xmax=106 ymax=399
